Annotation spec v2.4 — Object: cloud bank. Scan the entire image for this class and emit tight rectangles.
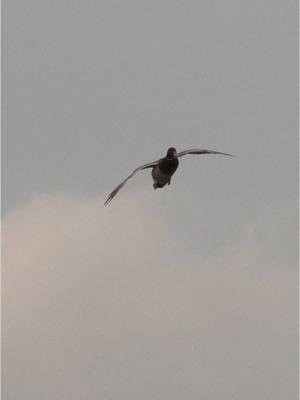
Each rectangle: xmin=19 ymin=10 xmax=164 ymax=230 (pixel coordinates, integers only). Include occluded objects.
xmin=3 ymin=192 xmax=298 ymax=399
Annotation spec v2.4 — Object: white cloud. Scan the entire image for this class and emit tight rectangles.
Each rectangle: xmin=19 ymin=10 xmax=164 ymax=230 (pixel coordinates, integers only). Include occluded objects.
xmin=3 ymin=192 xmax=298 ymax=400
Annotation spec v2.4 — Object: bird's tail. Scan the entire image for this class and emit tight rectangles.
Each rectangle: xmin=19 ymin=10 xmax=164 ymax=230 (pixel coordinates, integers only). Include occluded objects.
xmin=153 ymin=182 xmax=166 ymax=189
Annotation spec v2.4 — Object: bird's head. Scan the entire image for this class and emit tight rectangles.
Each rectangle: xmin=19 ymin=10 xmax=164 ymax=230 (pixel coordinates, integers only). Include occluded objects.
xmin=166 ymin=147 xmax=178 ymax=159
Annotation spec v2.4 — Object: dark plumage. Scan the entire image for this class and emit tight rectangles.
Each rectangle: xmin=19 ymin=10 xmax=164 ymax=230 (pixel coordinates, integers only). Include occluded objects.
xmin=104 ymin=147 xmax=233 ymax=205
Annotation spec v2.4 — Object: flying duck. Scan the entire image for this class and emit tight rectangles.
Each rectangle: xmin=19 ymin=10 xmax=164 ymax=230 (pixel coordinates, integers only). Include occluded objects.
xmin=104 ymin=147 xmax=233 ymax=205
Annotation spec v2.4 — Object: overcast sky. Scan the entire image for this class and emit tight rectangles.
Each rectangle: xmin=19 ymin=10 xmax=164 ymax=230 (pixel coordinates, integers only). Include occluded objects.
xmin=3 ymin=0 xmax=298 ymax=399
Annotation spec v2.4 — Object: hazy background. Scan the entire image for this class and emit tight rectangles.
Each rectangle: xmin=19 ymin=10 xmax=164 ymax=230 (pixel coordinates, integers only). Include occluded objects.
xmin=2 ymin=0 xmax=298 ymax=399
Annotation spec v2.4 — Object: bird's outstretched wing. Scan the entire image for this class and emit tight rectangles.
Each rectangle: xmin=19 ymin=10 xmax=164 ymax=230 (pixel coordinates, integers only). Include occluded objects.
xmin=104 ymin=160 xmax=159 ymax=205
xmin=177 ymin=149 xmax=234 ymax=157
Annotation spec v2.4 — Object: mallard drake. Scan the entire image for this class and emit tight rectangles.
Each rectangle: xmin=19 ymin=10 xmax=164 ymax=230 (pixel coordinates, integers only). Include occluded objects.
xmin=104 ymin=147 xmax=233 ymax=205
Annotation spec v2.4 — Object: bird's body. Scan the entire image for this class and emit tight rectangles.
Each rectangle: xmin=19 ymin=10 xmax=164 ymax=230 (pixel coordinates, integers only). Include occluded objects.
xmin=104 ymin=147 xmax=233 ymax=205
xmin=152 ymin=155 xmax=179 ymax=189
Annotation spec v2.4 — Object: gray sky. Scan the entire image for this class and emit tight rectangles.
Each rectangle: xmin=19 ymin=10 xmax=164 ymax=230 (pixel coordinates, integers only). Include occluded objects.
xmin=3 ymin=0 xmax=298 ymax=399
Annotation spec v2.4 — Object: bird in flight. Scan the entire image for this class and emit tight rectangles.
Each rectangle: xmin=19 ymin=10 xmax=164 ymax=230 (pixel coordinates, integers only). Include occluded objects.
xmin=104 ymin=147 xmax=233 ymax=205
